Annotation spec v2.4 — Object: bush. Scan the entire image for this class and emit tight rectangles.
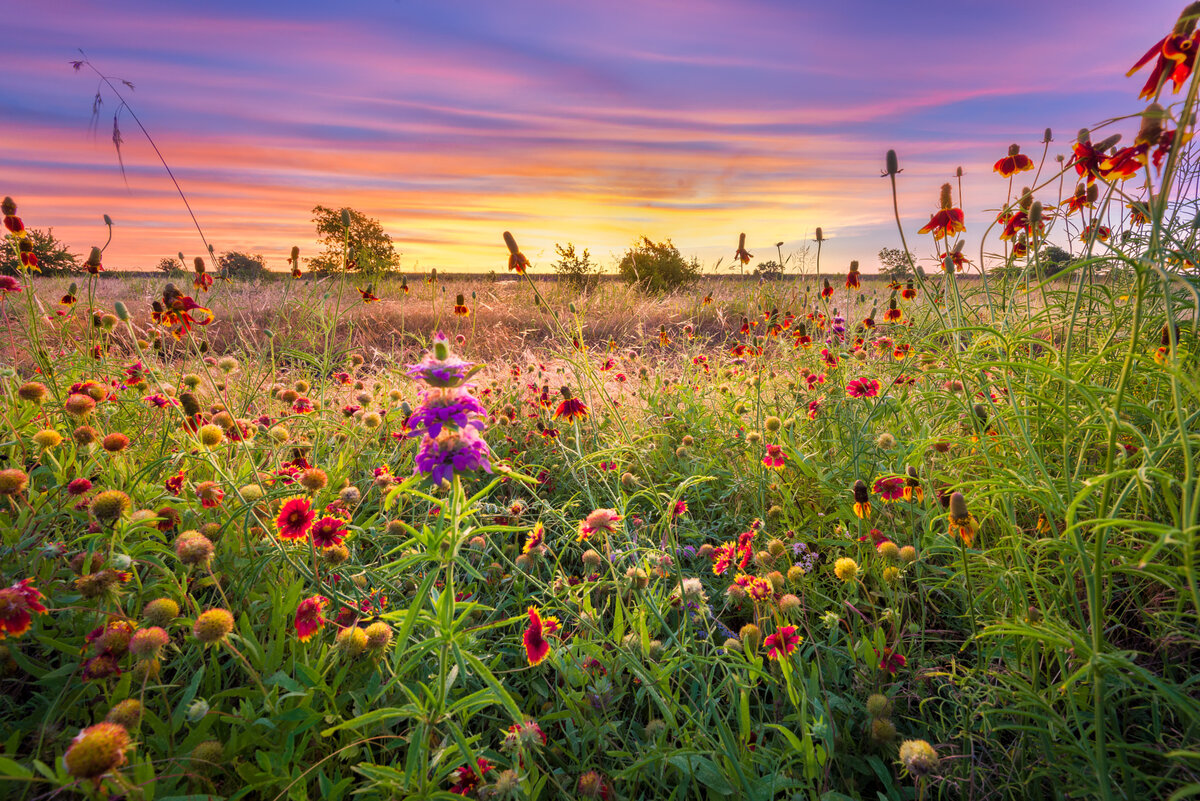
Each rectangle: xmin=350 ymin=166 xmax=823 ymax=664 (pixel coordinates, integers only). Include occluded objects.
xmin=617 ymin=237 xmax=700 ymax=293
xmin=1 ymin=228 xmax=82 ymax=275
xmin=217 ymin=251 xmax=268 ymax=280
xmin=552 ymin=242 xmax=599 ymax=289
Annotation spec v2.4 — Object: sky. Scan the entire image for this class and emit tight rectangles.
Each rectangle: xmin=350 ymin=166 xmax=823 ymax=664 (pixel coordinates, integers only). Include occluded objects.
xmin=0 ymin=0 xmax=1184 ymax=274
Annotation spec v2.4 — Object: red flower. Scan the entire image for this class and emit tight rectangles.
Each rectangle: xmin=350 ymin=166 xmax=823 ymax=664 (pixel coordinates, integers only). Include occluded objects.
xmin=523 ymin=522 xmax=544 ymax=554
xmin=1128 ymin=8 xmax=1200 ymax=101
xmin=762 ymin=443 xmax=786 ymax=469
xmin=846 ymin=377 xmax=881 ymax=398
xmin=276 ymin=497 xmax=315 ymax=541
xmin=711 ymin=542 xmax=736 ymax=575
xmin=845 ymin=261 xmax=861 ymax=289
xmin=0 ymin=579 xmax=48 ymax=639
xmin=1079 ymin=223 xmax=1112 ymax=243
xmin=917 ymin=184 xmax=965 ymax=240
xmin=523 ymin=606 xmax=555 ymax=666
xmin=873 ymin=475 xmax=906 ymax=502
xmin=310 ymin=516 xmax=347 ymax=549
xmin=294 ymin=595 xmax=328 ymax=641
xmin=734 ymin=233 xmax=752 ymax=266
xmin=450 ymin=758 xmax=493 ymax=795
xmin=879 ymin=647 xmax=907 ymax=675
xmin=164 ymin=470 xmax=185 ymax=496
xmin=359 ymin=286 xmax=380 ymax=303
xmin=554 ymin=393 xmax=589 ymax=423
xmin=883 ymin=300 xmax=902 ymax=323
xmin=821 ymin=278 xmax=834 ymax=298
xmin=1060 ymin=183 xmax=1092 ymax=216
xmin=763 ymin=625 xmax=801 ymax=659
xmin=453 ymin=294 xmax=469 ymax=316
xmin=993 ymin=144 xmax=1034 ymax=177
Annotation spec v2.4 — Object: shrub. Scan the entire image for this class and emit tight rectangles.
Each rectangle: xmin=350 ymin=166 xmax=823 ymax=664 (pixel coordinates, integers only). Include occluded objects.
xmin=552 ymin=242 xmax=599 ymax=289
xmin=617 ymin=236 xmax=700 ymax=293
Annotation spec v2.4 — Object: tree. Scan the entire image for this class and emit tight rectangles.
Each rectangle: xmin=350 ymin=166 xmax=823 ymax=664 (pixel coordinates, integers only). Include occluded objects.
xmin=156 ymin=256 xmax=184 ymax=275
xmin=310 ymin=205 xmax=400 ymax=274
xmin=617 ymin=237 xmax=701 ymax=293
xmin=552 ymin=242 xmax=599 ymax=289
xmin=1 ymin=228 xmax=82 ymax=275
xmin=878 ymin=247 xmax=915 ymax=281
xmin=217 ymin=251 xmax=268 ymax=280
xmin=1035 ymin=245 xmax=1073 ymax=277
xmin=753 ymin=260 xmax=783 ymax=280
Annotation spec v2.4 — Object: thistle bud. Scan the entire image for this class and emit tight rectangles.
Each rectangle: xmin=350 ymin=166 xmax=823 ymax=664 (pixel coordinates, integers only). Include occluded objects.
xmin=341 ymin=208 xmax=352 ymax=228
xmin=885 ymin=149 xmax=899 ymax=176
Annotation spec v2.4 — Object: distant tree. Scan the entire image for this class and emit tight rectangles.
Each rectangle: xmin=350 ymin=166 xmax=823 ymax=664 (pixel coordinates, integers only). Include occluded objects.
xmin=1036 ymin=245 xmax=1073 ymax=277
xmin=878 ymin=247 xmax=915 ymax=281
xmin=552 ymin=242 xmax=600 ymax=289
xmin=217 ymin=251 xmax=268 ymax=280
xmin=156 ymin=256 xmax=184 ymax=275
xmin=753 ymin=260 xmax=784 ymax=280
xmin=310 ymin=205 xmax=400 ymax=274
xmin=617 ymin=237 xmax=701 ymax=293
xmin=1 ymin=228 xmax=82 ymax=275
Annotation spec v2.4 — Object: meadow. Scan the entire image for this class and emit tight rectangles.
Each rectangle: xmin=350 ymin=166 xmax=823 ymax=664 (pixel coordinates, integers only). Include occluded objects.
xmin=3 ymin=8 xmax=1200 ymax=801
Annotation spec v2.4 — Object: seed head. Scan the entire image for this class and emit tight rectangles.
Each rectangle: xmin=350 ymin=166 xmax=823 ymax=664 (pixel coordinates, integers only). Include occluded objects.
xmin=17 ymin=381 xmax=48 ymax=403
xmin=63 ymin=722 xmax=130 ymax=781
xmin=142 ymin=598 xmax=180 ymax=627
xmin=101 ymin=433 xmax=130 ymax=453
xmin=193 ymin=608 xmax=234 ymax=644
xmin=129 ymin=626 xmax=169 ymax=658
xmin=105 ymin=699 xmax=143 ymax=729
xmin=834 ymin=557 xmax=859 ymax=582
xmin=899 ymin=739 xmax=939 ymax=776
xmin=92 ymin=490 xmax=131 ymax=522
xmin=33 ymin=429 xmax=63 ymax=449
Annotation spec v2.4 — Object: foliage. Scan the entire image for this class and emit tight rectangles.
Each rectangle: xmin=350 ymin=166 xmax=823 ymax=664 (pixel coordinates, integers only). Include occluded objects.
xmin=310 ymin=205 xmax=400 ymax=274
xmin=617 ymin=236 xmax=701 ymax=293
xmin=155 ymin=256 xmax=184 ymax=275
xmin=1 ymin=228 xmax=82 ymax=275
xmin=216 ymin=250 xmax=267 ymax=280
xmin=752 ymin=260 xmax=783 ymax=279
xmin=551 ymin=242 xmax=600 ymax=289
xmin=877 ymin=246 xmax=914 ymax=281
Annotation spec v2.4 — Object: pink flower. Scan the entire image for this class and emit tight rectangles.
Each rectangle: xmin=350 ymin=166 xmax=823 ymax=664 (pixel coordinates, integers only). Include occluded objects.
xmin=845 ymin=378 xmax=881 ymax=398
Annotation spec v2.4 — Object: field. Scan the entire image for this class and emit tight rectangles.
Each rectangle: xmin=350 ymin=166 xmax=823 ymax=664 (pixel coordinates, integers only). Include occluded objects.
xmin=3 ymin=10 xmax=1200 ymax=801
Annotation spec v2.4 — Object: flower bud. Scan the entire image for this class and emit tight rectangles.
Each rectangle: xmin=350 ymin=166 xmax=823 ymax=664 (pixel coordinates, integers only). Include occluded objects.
xmin=885 ymin=149 xmax=899 ymax=176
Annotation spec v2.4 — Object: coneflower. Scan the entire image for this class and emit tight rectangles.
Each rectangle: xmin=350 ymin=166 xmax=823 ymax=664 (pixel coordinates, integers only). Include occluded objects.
xmin=948 ymin=491 xmax=976 ymax=546
xmin=852 ymin=480 xmax=871 ymax=519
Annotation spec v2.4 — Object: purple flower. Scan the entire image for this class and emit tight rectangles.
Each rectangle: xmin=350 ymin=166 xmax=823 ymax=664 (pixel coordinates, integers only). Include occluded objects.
xmin=413 ymin=427 xmax=492 ymax=485
xmin=406 ymin=332 xmax=479 ymax=388
xmin=407 ymin=387 xmax=487 ymax=439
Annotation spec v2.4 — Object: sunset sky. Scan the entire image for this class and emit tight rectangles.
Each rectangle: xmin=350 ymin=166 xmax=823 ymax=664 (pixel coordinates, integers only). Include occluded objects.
xmin=1 ymin=0 xmax=1180 ymax=274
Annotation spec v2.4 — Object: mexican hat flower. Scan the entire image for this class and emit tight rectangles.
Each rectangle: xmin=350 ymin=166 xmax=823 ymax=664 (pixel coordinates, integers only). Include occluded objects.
xmin=1127 ymin=4 xmax=1200 ymax=100
xmin=948 ymin=491 xmax=976 ymax=546
xmin=359 ymin=285 xmax=380 ymax=303
xmin=993 ymin=144 xmax=1034 ymax=177
xmin=917 ymin=183 xmax=966 ymax=240
xmin=453 ymin=294 xmax=469 ymax=316
xmin=845 ymin=260 xmax=861 ymax=290
xmin=504 ymin=231 xmax=530 ymax=274
xmin=852 ymin=480 xmax=872 ymax=519
xmin=734 ymin=233 xmax=753 ymax=266
xmin=554 ymin=387 xmax=589 ymax=423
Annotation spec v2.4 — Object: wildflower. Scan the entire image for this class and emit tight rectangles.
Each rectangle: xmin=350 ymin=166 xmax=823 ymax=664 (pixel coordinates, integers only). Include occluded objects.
xmin=503 ymin=719 xmax=547 ymax=751
xmin=193 ymin=608 xmax=234 ymax=644
xmin=883 ymin=298 xmax=902 ymax=323
xmin=845 ymin=260 xmax=861 ymax=289
xmin=851 ymin=480 xmax=871 ymax=519
xmin=155 ymin=284 xmax=214 ymax=340
xmin=2 ymin=197 xmax=26 ymax=238
xmin=993 ymin=144 xmax=1034 ymax=177
xmin=413 ymin=426 xmax=492 ymax=485
xmin=731 ymin=232 xmax=754 ymax=268
xmin=195 ymin=481 xmax=224 ymax=508
xmin=449 ymin=757 xmax=493 ymax=795
xmin=903 ymin=466 xmax=923 ymax=502
xmin=834 ymin=557 xmax=859 ymax=582
xmin=504 ymin=231 xmax=530 ymax=274
xmin=288 ymin=246 xmax=302 ymax=277
xmin=948 ymin=491 xmax=976 ymax=546
xmin=898 ymin=739 xmax=939 ymax=777
xmin=523 ymin=606 xmax=556 ymax=666
xmin=0 ymin=275 xmax=22 ymax=295
xmin=763 ymin=625 xmax=801 ymax=659
xmin=63 ymin=722 xmax=130 ymax=783
xmin=918 ymin=183 xmax=966 ymax=239
xmin=523 ymin=522 xmax=544 ymax=554
xmin=578 ymin=508 xmax=621 ymax=542
xmin=310 ymin=516 xmax=347 ymax=549
xmin=1127 ymin=4 xmax=1200 ymax=100
xmin=142 ymin=598 xmax=180 ymax=627
xmin=873 ymin=476 xmax=906 ymax=502
xmin=0 ymin=578 xmax=48 ymax=639
xmin=193 ymin=257 xmax=212 ymax=292
xmin=359 ymin=285 xmax=380 ymax=303
xmin=846 ymin=377 xmax=881 ymax=398
xmin=174 ymin=531 xmax=214 ymax=567
xmin=92 ymin=490 xmax=131 ymax=523
xmin=1079 ymin=223 xmax=1112 ymax=243
xmin=762 ymin=443 xmax=786 ymax=469
xmin=294 ymin=595 xmax=328 ymax=642
xmin=879 ymin=646 xmax=907 ymax=674
xmin=453 ymin=294 xmax=469 ymax=316
xmin=276 ymin=497 xmax=315 ymax=541
xmin=821 ymin=278 xmax=834 ymax=298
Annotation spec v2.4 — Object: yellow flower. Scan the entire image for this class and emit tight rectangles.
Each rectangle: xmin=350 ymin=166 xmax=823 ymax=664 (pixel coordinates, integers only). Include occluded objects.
xmin=834 ymin=557 xmax=859 ymax=582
